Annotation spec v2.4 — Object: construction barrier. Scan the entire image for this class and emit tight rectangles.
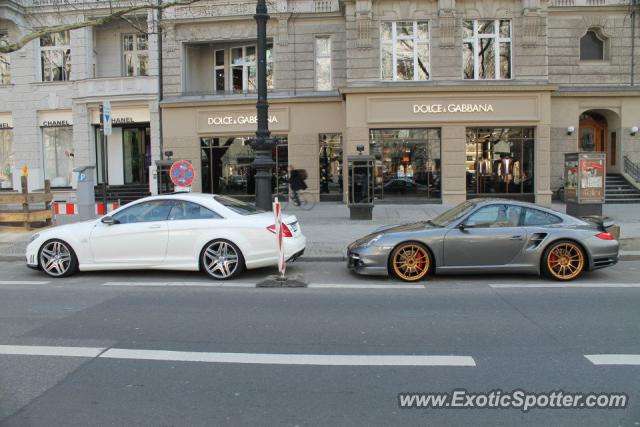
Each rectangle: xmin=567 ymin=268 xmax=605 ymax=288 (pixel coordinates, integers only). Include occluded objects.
xmin=53 ymin=201 xmax=120 ymax=216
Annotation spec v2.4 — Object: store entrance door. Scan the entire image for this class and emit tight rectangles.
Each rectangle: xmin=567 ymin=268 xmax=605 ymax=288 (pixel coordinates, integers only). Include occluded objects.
xmin=579 ymin=112 xmax=607 ymax=153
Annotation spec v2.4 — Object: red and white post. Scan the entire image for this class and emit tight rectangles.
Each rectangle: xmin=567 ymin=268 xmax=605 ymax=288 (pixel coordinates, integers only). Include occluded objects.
xmin=273 ymin=197 xmax=286 ymax=278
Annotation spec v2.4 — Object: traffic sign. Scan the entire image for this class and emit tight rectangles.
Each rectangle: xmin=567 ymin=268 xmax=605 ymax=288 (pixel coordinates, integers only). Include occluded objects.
xmin=169 ymin=160 xmax=195 ymax=188
xmin=103 ymin=100 xmax=112 ymax=136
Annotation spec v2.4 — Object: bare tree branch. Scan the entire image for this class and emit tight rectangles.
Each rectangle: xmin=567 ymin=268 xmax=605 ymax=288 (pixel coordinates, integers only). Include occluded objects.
xmin=0 ymin=0 xmax=203 ymax=54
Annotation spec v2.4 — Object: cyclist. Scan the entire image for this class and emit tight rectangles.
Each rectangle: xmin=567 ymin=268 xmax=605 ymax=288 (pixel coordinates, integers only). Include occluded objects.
xmin=289 ymin=167 xmax=308 ymax=206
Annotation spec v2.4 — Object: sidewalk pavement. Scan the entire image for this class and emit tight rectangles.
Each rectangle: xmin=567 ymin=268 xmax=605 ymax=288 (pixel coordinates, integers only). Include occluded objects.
xmin=1 ymin=202 xmax=639 ymax=261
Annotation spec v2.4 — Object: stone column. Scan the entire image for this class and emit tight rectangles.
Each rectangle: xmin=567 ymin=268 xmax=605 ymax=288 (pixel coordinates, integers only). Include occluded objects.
xmin=440 ymin=125 xmax=466 ymax=205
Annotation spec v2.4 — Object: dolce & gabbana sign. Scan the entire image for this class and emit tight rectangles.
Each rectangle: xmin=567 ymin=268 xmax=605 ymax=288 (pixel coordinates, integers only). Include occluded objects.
xmin=198 ymin=108 xmax=289 ymax=133
xmin=367 ymin=96 xmax=540 ymax=123
xmin=413 ymin=103 xmax=495 ymax=114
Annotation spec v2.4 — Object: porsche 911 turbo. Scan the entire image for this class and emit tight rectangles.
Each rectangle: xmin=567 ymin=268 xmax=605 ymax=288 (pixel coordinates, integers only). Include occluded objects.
xmin=347 ymin=199 xmax=619 ymax=282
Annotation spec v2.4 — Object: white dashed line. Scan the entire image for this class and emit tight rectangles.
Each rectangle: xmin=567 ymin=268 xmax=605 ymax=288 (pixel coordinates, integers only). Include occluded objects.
xmin=489 ymin=283 xmax=640 ymax=288
xmin=0 ymin=345 xmax=105 ymax=358
xmin=101 ymin=281 xmax=254 ymax=288
xmin=585 ymin=354 xmax=640 ymax=366
xmin=0 ymin=280 xmax=50 ymax=285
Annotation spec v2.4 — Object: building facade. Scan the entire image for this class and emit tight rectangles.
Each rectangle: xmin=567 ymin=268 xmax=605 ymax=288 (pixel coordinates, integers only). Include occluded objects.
xmin=160 ymin=0 xmax=640 ymax=206
xmin=0 ymin=0 xmax=160 ymax=202
xmin=1 ymin=0 xmax=639 ymax=207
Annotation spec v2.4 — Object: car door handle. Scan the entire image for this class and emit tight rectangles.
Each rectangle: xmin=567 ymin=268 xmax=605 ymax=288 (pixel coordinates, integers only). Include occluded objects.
xmin=148 ymin=224 xmax=162 ymax=229
xmin=510 ymin=235 xmax=524 ymax=240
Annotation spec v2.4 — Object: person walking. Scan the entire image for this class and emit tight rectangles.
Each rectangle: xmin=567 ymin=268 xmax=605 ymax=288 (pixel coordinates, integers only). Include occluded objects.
xmin=289 ymin=166 xmax=308 ymax=206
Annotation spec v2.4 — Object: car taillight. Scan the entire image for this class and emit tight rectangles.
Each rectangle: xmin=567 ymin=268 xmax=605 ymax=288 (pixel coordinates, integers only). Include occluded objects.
xmin=595 ymin=232 xmax=615 ymax=240
xmin=267 ymin=224 xmax=293 ymax=237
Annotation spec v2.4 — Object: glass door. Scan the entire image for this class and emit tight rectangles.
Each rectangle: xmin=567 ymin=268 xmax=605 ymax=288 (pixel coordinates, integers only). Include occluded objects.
xmin=123 ymin=127 xmax=150 ymax=185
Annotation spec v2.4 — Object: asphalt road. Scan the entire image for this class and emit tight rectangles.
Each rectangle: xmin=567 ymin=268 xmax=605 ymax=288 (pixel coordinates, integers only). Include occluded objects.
xmin=0 ymin=260 xmax=638 ymax=426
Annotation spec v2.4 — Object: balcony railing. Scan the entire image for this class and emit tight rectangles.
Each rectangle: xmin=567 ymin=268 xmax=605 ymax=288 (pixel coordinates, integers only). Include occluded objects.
xmin=550 ymin=0 xmax=628 ymax=6
xmin=624 ymin=156 xmax=640 ymax=184
xmin=75 ymin=76 xmax=158 ymax=99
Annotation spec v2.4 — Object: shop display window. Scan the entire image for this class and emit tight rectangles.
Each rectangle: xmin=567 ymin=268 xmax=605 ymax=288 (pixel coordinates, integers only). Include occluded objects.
xmin=43 ymin=126 xmax=74 ymax=187
xmin=369 ymin=128 xmax=441 ymax=200
xmin=466 ymin=128 xmax=534 ymax=197
xmin=200 ymin=136 xmax=288 ymax=198
xmin=319 ymin=133 xmax=342 ymax=195
xmin=0 ymin=128 xmax=13 ymax=189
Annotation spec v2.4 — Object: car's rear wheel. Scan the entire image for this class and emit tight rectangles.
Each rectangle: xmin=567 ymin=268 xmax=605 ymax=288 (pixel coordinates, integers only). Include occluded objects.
xmin=543 ymin=240 xmax=586 ymax=281
xmin=39 ymin=239 xmax=78 ymax=278
xmin=390 ymin=242 xmax=432 ymax=282
xmin=201 ymin=240 xmax=245 ymax=280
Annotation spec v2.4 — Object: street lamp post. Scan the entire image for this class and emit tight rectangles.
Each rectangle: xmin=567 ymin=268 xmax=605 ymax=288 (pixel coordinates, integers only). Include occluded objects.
xmin=251 ymin=0 xmax=275 ymax=211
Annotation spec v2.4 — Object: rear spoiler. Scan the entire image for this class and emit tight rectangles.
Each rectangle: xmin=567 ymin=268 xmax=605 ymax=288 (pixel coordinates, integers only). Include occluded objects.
xmin=581 ymin=215 xmax=620 ymax=239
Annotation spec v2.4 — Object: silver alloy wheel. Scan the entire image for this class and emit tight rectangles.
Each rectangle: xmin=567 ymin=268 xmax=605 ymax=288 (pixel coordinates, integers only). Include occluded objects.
xmin=39 ymin=241 xmax=72 ymax=277
xmin=203 ymin=241 xmax=239 ymax=279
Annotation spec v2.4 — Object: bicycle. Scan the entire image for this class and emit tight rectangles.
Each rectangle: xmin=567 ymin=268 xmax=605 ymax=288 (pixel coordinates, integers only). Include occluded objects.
xmin=281 ymin=191 xmax=316 ymax=211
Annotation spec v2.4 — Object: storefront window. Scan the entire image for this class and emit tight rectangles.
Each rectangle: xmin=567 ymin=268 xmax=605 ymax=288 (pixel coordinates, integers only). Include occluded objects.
xmin=319 ymin=133 xmax=342 ymax=195
xmin=43 ymin=126 xmax=74 ymax=187
xmin=463 ymin=20 xmax=511 ymax=80
xmin=466 ymin=128 xmax=534 ymax=197
xmin=369 ymin=128 xmax=441 ymax=200
xmin=40 ymin=31 xmax=71 ymax=82
xmin=200 ymin=136 xmax=288 ymax=198
xmin=0 ymin=128 xmax=13 ymax=189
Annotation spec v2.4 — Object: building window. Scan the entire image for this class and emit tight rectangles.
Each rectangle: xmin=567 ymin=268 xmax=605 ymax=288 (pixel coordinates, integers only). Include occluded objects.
xmin=380 ymin=21 xmax=430 ymax=81
xmin=580 ymin=29 xmax=605 ymax=61
xmin=228 ymin=44 xmax=274 ymax=93
xmin=315 ymin=36 xmax=332 ymax=90
xmin=466 ymin=128 xmax=534 ymax=196
xmin=370 ymin=129 xmax=441 ymax=199
xmin=0 ymin=128 xmax=13 ymax=189
xmin=0 ymin=30 xmax=9 ymax=85
xmin=123 ymin=33 xmax=149 ymax=76
xmin=214 ymin=49 xmax=225 ymax=92
xmin=43 ymin=126 xmax=74 ymax=187
xmin=463 ymin=20 xmax=511 ymax=80
xmin=40 ymin=31 xmax=71 ymax=82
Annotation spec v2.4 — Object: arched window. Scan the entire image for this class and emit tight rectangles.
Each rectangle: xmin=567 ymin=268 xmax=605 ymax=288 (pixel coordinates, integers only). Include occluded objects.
xmin=580 ymin=29 xmax=605 ymax=60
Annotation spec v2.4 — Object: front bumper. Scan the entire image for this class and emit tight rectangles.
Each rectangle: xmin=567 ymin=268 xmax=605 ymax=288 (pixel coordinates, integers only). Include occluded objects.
xmin=346 ymin=243 xmax=389 ymax=276
xmin=25 ymin=241 xmax=40 ymax=269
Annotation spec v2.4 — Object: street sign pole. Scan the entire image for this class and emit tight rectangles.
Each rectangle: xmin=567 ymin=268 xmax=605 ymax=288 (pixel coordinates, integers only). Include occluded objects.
xmin=99 ymin=103 xmax=108 ymax=213
xmin=273 ymin=197 xmax=285 ymax=278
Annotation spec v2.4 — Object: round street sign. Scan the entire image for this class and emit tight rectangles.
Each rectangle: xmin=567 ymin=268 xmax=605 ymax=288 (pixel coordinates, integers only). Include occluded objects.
xmin=170 ymin=160 xmax=195 ymax=187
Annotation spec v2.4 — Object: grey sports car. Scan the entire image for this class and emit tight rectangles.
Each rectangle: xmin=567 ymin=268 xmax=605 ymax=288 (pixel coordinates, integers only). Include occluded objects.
xmin=347 ymin=199 xmax=619 ymax=282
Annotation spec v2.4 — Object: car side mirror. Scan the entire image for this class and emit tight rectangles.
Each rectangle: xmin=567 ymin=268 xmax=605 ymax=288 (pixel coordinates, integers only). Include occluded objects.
xmin=101 ymin=216 xmax=119 ymax=225
xmin=459 ymin=220 xmax=476 ymax=230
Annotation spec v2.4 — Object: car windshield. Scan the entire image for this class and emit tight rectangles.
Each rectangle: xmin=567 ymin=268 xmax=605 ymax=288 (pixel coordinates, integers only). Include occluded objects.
xmin=214 ymin=195 xmax=265 ymax=215
xmin=430 ymin=200 xmax=476 ymax=227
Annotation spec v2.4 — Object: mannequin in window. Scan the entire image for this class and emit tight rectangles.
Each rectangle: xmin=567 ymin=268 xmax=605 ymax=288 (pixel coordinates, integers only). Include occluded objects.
xmin=498 ymin=154 xmax=514 ymax=193
xmin=475 ymin=156 xmax=491 ymax=193
xmin=513 ymin=159 xmax=522 ymax=186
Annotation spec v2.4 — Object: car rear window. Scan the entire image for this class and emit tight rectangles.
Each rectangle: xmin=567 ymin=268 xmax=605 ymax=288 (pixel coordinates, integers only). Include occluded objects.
xmin=214 ymin=195 xmax=265 ymax=215
xmin=523 ymin=208 xmax=562 ymax=226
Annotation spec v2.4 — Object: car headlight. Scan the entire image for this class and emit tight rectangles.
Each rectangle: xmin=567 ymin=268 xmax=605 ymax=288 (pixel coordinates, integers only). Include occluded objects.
xmin=363 ymin=234 xmax=383 ymax=247
xmin=29 ymin=233 xmax=40 ymax=243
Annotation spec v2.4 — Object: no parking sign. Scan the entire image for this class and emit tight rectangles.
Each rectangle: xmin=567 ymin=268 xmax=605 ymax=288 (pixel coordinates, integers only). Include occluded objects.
xmin=170 ymin=160 xmax=195 ymax=191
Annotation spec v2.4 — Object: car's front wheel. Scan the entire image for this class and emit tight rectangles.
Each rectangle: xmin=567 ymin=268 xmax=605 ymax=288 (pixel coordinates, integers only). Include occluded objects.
xmin=542 ymin=240 xmax=586 ymax=281
xmin=201 ymin=240 xmax=245 ymax=280
xmin=39 ymin=239 xmax=78 ymax=278
xmin=390 ymin=242 xmax=433 ymax=282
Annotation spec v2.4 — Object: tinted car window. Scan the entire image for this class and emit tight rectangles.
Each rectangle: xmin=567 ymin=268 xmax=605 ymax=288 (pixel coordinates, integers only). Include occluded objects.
xmin=466 ymin=204 xmax=522 ymax=228
xmin=112 ymin=200 xmax=173 ymax=224
xmin=214 ymin=195 xmax=265 ymax=215
xmin=169 ymin=201 xmax=221 ymax=220
xmin=523 ymin=208 xmax=562 ymax=226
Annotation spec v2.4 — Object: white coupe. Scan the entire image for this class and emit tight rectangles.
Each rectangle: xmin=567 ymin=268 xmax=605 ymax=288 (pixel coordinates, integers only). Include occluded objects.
xmin=26 ymin=193 xmax=306 ymax=279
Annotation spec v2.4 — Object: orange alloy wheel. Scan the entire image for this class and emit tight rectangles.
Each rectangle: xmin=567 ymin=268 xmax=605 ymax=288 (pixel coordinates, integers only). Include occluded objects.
xmin=545 ymin=241 xmax=585 ymax=281
xmin=391 ymin=243 xmax=431 ymax=282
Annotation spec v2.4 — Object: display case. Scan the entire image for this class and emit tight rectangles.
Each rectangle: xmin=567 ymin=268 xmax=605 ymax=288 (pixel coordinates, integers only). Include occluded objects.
xmin=347 ymin=154 xmax=375 ymax=220
xmin=564 ymin=152 xmax=606 ymax=216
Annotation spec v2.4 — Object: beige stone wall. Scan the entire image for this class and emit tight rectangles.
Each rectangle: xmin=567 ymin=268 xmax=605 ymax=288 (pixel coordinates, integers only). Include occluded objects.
xmin=548 ymin=11 xmax=635 ymax=86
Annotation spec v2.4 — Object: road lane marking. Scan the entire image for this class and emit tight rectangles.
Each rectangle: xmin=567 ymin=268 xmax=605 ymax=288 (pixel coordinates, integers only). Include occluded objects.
xmin=308 ymin=283 xmax=424 ymax=289
xmin=0 ymin=345 xmax=105 ymax=358
xmin=490 ymin=283 xmax=640 ymax=288
xmin=585 ymin=355 xmax=640 ymax=366
xmin=101 ymin=281 xmax=255 ymax=288
xmin=0 ymin=280 xmax=50 ymax=285
xmin=101 ymin=349 xmax=476 ymax=366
